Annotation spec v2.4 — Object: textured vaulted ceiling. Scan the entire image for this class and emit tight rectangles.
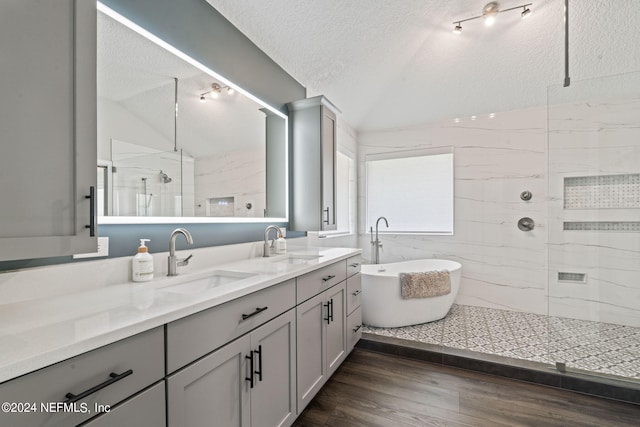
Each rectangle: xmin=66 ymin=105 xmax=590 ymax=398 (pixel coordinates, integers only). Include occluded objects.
xmin=206 ymin=0 xmax=640 ymax=131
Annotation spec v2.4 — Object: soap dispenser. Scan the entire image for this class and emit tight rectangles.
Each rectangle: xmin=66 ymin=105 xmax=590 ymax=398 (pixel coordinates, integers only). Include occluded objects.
xmin=275 ymin=232 xmax=287 ymax=255
xmin=132 ymin=239 xmax=154 ymax=282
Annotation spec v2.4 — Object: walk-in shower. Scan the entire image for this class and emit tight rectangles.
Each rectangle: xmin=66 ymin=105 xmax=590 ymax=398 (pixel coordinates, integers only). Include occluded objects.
xmin=363 ymin=70 xmax=640 ymax=388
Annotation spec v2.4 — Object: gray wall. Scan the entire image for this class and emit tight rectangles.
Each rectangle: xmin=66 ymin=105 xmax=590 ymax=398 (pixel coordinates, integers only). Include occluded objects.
xmin=0 ymin=0 xmax=306 ymax=271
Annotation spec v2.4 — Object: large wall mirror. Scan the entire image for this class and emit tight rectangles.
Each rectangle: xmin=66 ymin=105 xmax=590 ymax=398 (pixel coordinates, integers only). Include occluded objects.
xmin=96 ymin=4 xmax=288 ymax=224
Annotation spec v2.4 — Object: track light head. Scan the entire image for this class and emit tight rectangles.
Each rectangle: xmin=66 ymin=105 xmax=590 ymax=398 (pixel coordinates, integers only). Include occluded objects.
xmin=482 ymin=2 xmax=499 ymax=26
xmin=452 ymin=2 xmax=531 ymax=33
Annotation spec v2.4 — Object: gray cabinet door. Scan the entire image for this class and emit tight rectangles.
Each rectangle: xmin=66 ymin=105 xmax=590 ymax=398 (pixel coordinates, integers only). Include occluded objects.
xmin=250 ymin=310 xmax=296 ymax=427
xmin=295 ymin=292 xmax=326 ymax=412
xmin=325 ymin=281 xmax=346 ymax=376
xmin=0 ymin=0 xmax=97 ymax=261
xmin=320 ymin=106 xmax=337 ymax=231
xmin=167 ymin=335 xmax=251 ymax=427
xmin=287 ymin=96 xmax=339 ymax=232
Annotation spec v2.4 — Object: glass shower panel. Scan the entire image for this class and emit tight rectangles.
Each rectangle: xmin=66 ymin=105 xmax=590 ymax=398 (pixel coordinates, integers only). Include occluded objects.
xmin=547 ymin=71 xmax=640 ymax=381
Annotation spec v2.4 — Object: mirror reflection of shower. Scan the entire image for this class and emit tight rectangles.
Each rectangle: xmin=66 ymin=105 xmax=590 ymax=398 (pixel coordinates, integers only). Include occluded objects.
xmin=141 ymin=177 xmax=153 ymax=216
xmin=160 ymin=170 xmax=172 ymax=183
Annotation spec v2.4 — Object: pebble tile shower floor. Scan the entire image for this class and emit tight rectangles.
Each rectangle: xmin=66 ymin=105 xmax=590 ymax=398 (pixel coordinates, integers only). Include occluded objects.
xmin=362 ymin=304 xmax=640 ymax=380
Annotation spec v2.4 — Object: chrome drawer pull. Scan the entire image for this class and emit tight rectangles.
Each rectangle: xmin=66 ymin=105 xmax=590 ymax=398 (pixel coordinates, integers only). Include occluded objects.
xmin=349 ymin=263 xmax=360 ymax=268
xmin=242 ymin=306 xmax=268 ymax=320
xmin=353 ymin=324 xmax=362 ymax=333
xmin=322 ymin=275 xmax=336 ymax=282
xmin=352 ymin=289 xmax=362 ymax=296
xmin=64 ymin=369 xmax=133 ymax=403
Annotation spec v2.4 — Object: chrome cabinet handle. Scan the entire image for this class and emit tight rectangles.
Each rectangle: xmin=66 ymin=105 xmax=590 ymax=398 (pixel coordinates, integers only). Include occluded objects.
xmin=64 ymin=369 xmax=132 ymax=403
xmin=353 ymin=324 xmax=362 ymax=333
xmin=322 ymin=275 xmax=336 ymax=282
xmin=349 ymin=263 xmax=360 ymax=268
xmin=352 ymin=289 xmax=362 ymax=296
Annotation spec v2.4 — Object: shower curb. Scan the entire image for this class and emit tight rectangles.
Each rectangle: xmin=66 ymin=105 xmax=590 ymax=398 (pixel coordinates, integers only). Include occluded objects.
xmin=357 ymin=333 xmax=640 ymax=405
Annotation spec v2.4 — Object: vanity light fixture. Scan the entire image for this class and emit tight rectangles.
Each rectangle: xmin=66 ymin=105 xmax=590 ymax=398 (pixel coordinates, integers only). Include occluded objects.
xmin=452 ymin=2 xmax=532 ymax=33
xmin=199 ymin=82 xmax=235 ymax=101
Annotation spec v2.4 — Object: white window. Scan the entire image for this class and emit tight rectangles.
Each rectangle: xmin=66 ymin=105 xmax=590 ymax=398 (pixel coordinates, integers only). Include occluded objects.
xmin=366 ymin=148 xmax=454 ymax=234
xmin=335 ymin=151 xmax=355 ymax=234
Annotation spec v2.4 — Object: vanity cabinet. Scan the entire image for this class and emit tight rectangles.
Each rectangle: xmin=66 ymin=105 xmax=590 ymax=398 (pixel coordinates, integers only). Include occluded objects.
xmin=166 ymin=279 xmax=296 ymax=373
xmin=0 ymin=327 xmax=164 ymax=427
xmin=167 ymin=309 xmax=297 ymax=427
xmin=82 ymin=382 xmax=165 ymax=427
xmin=287 ymin=96 xmax=340 ymax=232
xmin=0 ymin=0 xmax=97 ymax=261
xmin=296 ymin=281 xmax=346 ymax=412
xmin=345 ymin=256 xmax=363 ymax=352
xmin=346 ymin=274 xmax=363 ymax=352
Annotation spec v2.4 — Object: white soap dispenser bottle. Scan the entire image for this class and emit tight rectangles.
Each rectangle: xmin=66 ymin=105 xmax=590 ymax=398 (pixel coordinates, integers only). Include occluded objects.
xmin=132 ymin=239 xmax=154 ymax=282
xmin=275 ymin=232 xmax=287 ymax=255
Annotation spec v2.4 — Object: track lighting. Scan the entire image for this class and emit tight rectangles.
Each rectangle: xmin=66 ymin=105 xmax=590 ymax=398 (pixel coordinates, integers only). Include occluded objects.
xmin=452 ymin=2 xmax=532 ymax=33
xmin=199 ymin=82 xmax=235 ymax=102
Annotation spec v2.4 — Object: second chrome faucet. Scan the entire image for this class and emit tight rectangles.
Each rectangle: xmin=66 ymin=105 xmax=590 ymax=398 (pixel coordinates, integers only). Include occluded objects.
xmin=263 ymin=225 xmax=283 ymax=257
xmin=168 ymin=228 xmax=193 ymax=276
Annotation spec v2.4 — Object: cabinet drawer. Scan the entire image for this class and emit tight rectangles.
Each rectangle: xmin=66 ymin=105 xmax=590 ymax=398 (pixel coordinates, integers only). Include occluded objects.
xmin=346 ymin=256 xmax=362 ymax=277
xmin=0 ymin=327 xmax=164 ymax=427
xmin=346 ymin=273 xmax=362 ymax=315
xmin=347 ymin=306 xmax=363 ymax=352
xmin=296 ymin=260 xmax=346 ymax=304
xmin=83 ymin=382 xmax=165 ymax=427
xmin=167 ymin=279 xmax=296 ymax=373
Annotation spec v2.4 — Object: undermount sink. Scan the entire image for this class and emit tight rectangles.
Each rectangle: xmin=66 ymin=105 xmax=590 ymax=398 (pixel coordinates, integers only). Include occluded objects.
xmin=161 ymin=270 xmax=256 ymax=294
xmin=270 ymin=254 xmax=323 ymax=265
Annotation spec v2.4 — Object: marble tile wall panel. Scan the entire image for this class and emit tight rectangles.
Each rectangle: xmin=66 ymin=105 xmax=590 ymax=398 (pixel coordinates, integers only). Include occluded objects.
xmin=548 ymin=95 xmax=640 ymax=327
xmin=194 ymin=148 xmax=266 ymax=217
xmin=357 ymin=108 xmax=549 ymax=315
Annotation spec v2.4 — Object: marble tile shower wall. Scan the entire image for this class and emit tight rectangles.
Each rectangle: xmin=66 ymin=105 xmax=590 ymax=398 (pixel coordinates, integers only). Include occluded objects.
xmin=357 ymin=98 xmax=640 ymax=327
xmin=548 ymin=98 xmax=640 ymax=327
xmin=357 ymin=108 xmax=549 ymax=315
xmin=194 ymin=148 xmax=266 ymax=217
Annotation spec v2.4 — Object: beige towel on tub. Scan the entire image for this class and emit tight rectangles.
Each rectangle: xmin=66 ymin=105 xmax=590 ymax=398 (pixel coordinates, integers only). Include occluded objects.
xmin=400 ymin=270 xmax=451 ymax=299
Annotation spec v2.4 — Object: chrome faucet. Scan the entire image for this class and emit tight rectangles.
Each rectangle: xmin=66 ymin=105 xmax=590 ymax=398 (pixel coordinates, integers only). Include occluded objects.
xmin=263 ymin=225 xmax=283 ymax=257
xmin=371 ymin=216 xmax=389 ymax=264
xmin=167 ymin=228 xmax=193 ymax=276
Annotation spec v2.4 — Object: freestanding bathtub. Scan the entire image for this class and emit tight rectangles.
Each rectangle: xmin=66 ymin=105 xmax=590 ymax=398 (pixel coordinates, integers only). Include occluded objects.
xmin=361 ymin=259 xmax=462 ymax=328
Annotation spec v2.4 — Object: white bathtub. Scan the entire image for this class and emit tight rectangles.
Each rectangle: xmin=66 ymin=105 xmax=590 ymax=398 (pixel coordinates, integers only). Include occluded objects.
xmin=361 ymin=259 xmax=462 ymax=328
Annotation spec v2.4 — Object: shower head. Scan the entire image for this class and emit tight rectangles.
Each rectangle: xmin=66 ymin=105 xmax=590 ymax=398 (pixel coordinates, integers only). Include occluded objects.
xmin=160 ymin=170 xmax=172 ymax=183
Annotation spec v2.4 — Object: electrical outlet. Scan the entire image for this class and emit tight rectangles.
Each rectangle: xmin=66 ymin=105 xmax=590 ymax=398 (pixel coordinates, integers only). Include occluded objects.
xmin=73 ymin=237 xmax=109 ymax=259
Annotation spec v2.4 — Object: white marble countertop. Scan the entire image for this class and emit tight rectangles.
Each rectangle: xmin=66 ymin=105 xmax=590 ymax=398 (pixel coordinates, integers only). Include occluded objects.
xmin=0 ymin=246 xmax=361 ymax=383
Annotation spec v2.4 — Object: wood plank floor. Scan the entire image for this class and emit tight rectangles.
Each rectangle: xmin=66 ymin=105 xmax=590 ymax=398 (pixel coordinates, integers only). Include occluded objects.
xmin=292 ymin=348 xmax=640 ymax=427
